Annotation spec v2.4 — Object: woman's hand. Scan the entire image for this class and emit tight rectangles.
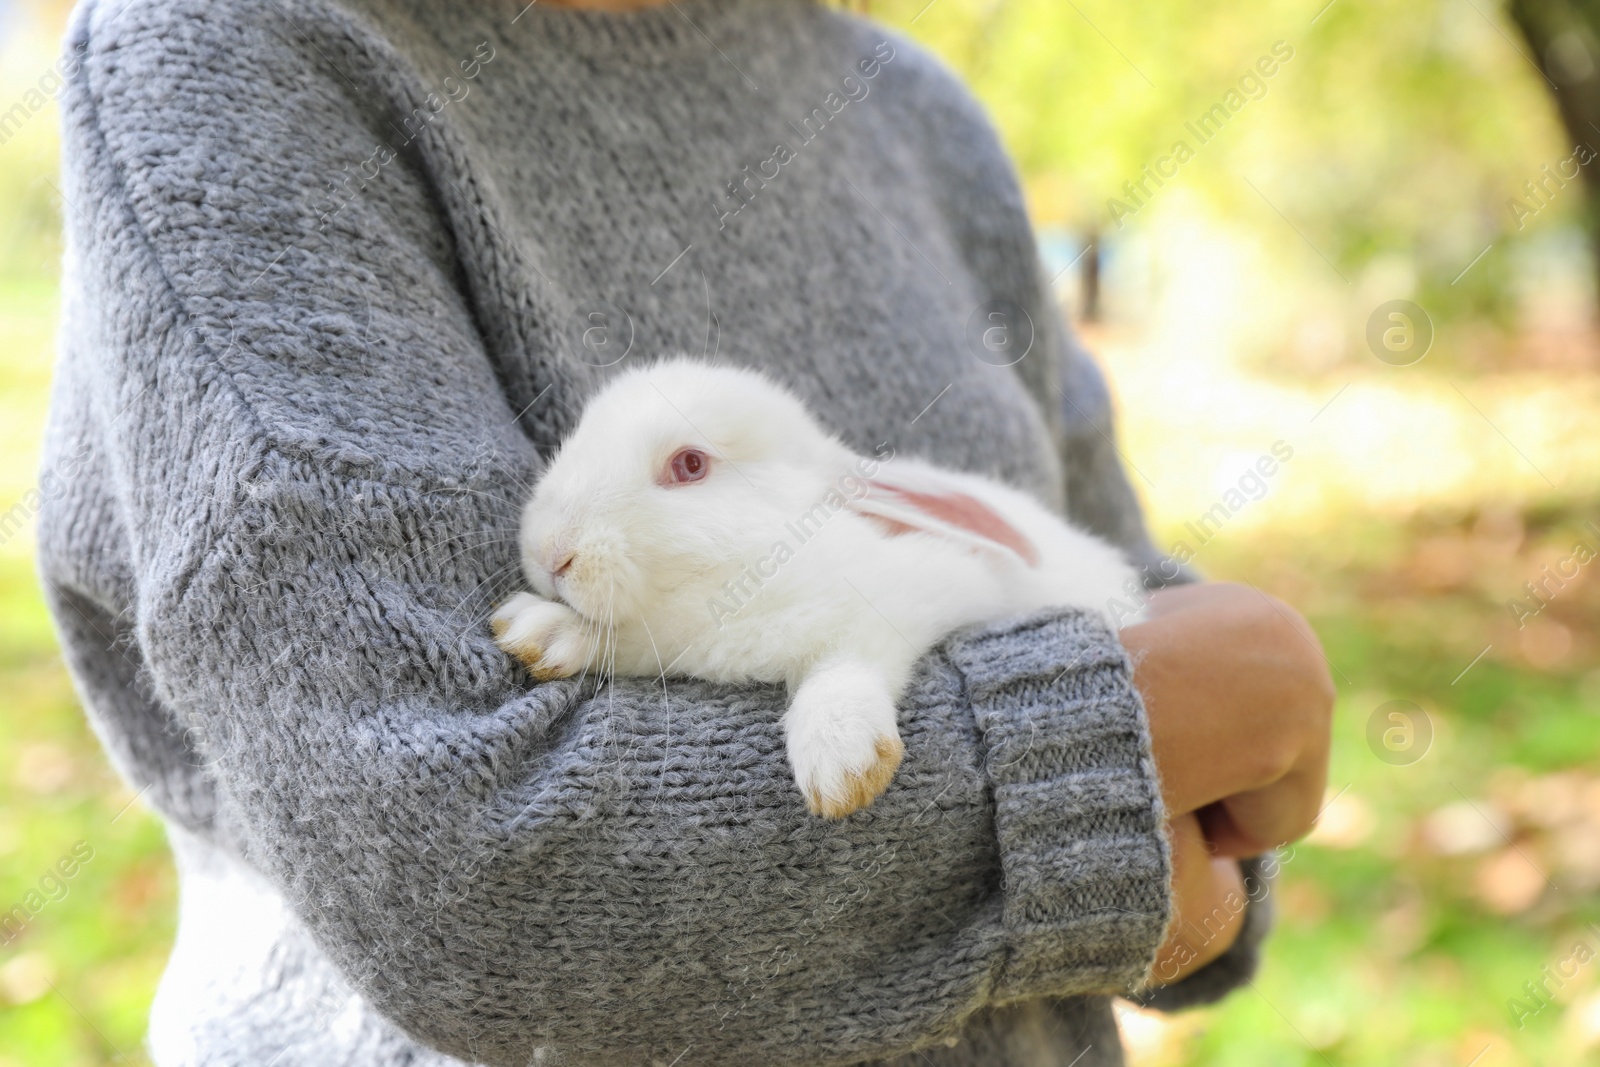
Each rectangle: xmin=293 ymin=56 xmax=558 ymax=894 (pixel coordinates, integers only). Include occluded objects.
xmin=1150 ymin=811 xmax=1249 ymax=983
xmin=1120 ymin=582 xmax=1335 ymax=984
xmin=1122 ymin=582 xmax=1336 ymax=856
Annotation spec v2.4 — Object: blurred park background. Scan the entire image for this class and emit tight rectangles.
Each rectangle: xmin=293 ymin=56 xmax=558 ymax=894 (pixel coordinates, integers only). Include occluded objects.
xmin=2 ymin=0 xmax=1599 ymax=1063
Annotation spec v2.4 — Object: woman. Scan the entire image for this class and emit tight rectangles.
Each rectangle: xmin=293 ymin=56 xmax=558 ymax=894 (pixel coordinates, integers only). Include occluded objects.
xmin=40 ymin=0 xmax=1334 ymax=1063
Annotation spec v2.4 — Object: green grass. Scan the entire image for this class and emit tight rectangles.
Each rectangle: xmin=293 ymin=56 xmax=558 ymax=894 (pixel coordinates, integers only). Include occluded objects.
xmin=1135 ymin=511 xmax=1600 ymax=1067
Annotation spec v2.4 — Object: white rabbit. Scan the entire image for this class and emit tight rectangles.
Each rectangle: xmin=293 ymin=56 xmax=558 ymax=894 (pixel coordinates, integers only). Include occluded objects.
xmin=492 ymin=358 xmax=1141 ymax=818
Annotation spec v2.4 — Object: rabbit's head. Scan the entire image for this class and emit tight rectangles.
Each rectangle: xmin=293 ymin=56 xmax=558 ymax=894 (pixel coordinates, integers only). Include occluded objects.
xmin=518 ymin=358 xmax=856 ymax=623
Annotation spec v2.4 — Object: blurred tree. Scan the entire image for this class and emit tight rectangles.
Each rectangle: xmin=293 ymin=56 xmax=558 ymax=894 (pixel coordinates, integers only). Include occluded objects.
xmin=873 ymin=0 xmax=1574 ymax=341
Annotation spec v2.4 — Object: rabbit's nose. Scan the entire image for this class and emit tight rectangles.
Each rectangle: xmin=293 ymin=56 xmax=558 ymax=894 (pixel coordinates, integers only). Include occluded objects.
xmin=550 ymin=551 xmax=576 ymax=579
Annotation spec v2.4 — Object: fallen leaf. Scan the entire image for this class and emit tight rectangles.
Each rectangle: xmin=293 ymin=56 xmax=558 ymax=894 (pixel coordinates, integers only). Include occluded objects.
xmin=0 ymin=952 xmax=55 ymax=1005
xmin=1422 ymin=800 xmax=1508 ymax=856
xmin=1474 ymin=847 xmax=1548 ymax=915
xmin=15 ymin=742 xmax=74 ymax=795
xmin=1307 ymin=790 xmax=1375 ymax=850
xmin=1520 ymin=618 xmax=1573 ymax=669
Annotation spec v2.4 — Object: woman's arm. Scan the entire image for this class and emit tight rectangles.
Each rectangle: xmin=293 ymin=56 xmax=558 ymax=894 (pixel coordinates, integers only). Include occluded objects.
xmin=41 ymin=3 xmax=1179 ymax=1063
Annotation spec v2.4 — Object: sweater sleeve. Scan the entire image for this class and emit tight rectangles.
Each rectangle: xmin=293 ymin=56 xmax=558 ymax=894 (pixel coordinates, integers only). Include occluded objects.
xmin=39 ymin=2 xmax=1174 ymax=1064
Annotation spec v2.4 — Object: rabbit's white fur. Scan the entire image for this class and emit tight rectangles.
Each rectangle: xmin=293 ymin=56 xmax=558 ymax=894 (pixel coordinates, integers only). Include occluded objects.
xmin=493 ymin=358 xmax=1140 ymax=818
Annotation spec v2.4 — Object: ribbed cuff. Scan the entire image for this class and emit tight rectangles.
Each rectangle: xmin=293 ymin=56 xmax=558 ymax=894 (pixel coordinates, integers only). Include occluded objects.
xmin=943 ymin=608 xmax=1172 ymax=1001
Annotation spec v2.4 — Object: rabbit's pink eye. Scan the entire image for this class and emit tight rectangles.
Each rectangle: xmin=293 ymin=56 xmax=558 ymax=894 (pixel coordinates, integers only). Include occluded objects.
xmin=664 ymin=447 xmax=710 ymax=486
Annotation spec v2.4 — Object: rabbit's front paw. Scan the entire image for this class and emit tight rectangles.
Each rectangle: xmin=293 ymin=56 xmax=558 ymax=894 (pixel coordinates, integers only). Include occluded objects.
xmin=491 ymin=592 xmax=590 ymax=680
xmin=785 ymin=661 xmax=905 ymax=819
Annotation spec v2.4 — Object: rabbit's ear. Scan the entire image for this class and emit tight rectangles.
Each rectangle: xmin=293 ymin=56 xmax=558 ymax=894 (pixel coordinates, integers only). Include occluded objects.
xmin=848 ymin=474 xmax=1039 ymax=566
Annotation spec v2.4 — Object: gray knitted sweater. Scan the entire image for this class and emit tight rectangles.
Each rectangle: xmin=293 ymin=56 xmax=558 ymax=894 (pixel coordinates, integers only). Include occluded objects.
xmin=40 ymin=0 xmax=1266 ymax=1063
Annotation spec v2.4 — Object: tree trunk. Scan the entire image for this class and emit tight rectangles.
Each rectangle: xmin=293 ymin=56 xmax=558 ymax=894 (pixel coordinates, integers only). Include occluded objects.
xmin=1079 ymin=230 xmax=1102 ymax=323
xmin=1507 ymin=0 xmax=1600 ymax=285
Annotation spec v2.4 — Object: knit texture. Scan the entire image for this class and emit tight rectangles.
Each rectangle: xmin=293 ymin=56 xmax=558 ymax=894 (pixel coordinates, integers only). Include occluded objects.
xmin=39 ymin=0 xmax=1265 ymax=1063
